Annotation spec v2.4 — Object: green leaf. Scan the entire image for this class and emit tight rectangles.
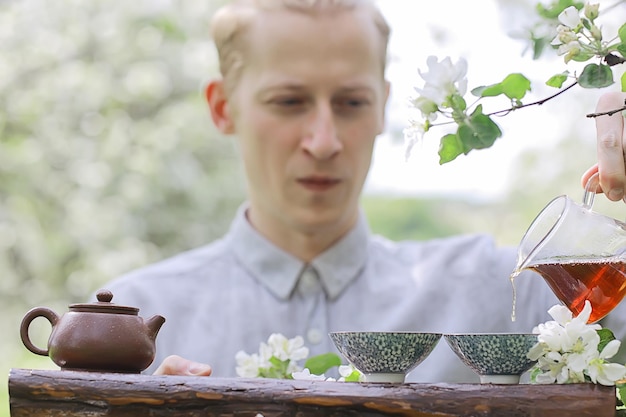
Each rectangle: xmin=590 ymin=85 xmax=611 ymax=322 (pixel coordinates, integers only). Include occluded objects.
xmin=597 ymin=328 xmax=616 ymax=353
xmin=500 ymin=73 xmax=532 ymax=100
xmin=472 ymin=83 xmax=503 ymax=98
xmin=529 ymin=365 xmax=542 ymax=383
xmin=258 ymin=356 xmax=291 ymax=379
xmin=472 ymin=74 xmax=531 ymax=100
xmin=438 ymin=133 xmax=464 ymax=164
xmin=578 ymin=63 xmax=614 ymax=88
xmin=343 ymin=370 xmax=363 ymax=382
xmin=618 ymin=380 xmax=626 ymax=406
xmin=531 ymin=35 xmax=551 ymax=60
xmin=457 ymin=106 xmax=503 ymax=152
xmin=546 ymin=72 xmax=570 ymax=88
xmin=570 ymin=51 xmax=595 ymax=62
xmin=618 ymin=44 xmax=626 ymax=59
xmin=304 ymin=353 xmax=342 ymax=376
xmin=622 ymin=72 xmax=626 ymax=92
xmin=619 ymin=22 xmax=626 ymax=44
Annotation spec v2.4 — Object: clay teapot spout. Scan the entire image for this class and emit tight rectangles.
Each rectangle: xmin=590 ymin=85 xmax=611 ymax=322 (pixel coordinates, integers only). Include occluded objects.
xmin=145 ymin=315 xmax=166 ymax=340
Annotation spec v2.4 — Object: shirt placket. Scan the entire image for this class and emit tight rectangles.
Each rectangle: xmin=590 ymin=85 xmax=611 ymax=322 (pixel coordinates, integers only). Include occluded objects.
xmin=296 ymin=266 xmax=330 ymax=357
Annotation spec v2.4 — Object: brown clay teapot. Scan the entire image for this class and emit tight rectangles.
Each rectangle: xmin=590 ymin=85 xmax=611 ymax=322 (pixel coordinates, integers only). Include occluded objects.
xmin=20 ymin=289 xmax=165 ymax=373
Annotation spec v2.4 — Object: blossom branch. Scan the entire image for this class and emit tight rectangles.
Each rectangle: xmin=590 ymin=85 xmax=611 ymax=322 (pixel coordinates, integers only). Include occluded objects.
xmin=488 ymin=81 xmax=579 ymax=117
xmin=404 ymin=3 xmax=626 ymax=164
xmin=586 ymin=100 xmax=626 ymax=118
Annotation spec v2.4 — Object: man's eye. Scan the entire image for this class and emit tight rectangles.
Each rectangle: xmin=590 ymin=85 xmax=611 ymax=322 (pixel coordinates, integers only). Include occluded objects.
xmin=334 ymin=98 xmax=369 ymax=110
xmin=272 ymin=97 xmax=305 ymax=107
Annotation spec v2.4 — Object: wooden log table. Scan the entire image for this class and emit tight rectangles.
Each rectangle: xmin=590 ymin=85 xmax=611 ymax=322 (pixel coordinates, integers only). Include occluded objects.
xmin=8 ymin=368 xmax=617 ymax=417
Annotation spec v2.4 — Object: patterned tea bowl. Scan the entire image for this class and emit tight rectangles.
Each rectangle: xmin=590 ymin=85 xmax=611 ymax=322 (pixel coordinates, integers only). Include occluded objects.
xmin=444 ymin=333 xmax=538 ymax=384
xmin=329 ymin=331 xmax=442 ymax=383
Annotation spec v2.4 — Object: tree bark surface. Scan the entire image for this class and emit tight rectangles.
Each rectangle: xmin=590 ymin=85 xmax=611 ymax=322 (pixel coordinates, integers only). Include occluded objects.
xmin=8 ymin=368 xmax=616 ymax=417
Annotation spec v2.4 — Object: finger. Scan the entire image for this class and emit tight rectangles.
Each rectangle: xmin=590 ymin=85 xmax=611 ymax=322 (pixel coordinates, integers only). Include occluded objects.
xmin=153 ymin=355 xmax=213 ymax=376
xmin=595 ymin=92 xmax=626 ymax=201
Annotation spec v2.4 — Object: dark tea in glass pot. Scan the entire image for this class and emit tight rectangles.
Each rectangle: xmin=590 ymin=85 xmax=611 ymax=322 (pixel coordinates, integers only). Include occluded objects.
xmin=513 ymin=173 xmax=626 ymax=323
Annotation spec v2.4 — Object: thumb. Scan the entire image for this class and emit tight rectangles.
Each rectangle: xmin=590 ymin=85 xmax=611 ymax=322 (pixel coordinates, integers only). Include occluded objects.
xmin=153 ymin=355 xmax=212 ymax=376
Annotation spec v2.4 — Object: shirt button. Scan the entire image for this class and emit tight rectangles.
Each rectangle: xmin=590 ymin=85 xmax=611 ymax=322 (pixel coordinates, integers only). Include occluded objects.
xmin=307 ymin=328 xmax=323 ymax=345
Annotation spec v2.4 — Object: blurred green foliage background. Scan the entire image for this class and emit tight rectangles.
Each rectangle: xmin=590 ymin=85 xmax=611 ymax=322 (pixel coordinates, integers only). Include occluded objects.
xmin=0 ymin=0 xmax=623 ymax=415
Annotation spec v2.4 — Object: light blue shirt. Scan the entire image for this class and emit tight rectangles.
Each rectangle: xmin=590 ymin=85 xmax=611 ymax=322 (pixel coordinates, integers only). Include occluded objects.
xmin=103 ymin=204 xmax=569 ymax=382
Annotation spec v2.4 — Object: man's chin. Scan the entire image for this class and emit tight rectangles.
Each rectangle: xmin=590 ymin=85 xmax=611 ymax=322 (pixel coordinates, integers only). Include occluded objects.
xmin=291 ymin=207 xmax=357 ymax=235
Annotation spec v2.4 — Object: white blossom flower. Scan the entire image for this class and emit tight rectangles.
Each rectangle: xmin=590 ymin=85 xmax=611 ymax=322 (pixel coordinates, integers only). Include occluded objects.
xmin=557 ymin=41 xmax=581 ymax=59
xmin=529 ymin=301 xmax=626 ymax=386
xmin=291 ymin=365 xmax=362 ymax=382
xmin=338 ymin=364 xmax=356 ymax=377
xmin=263 ymin=333 xmax=309 ymax=362
xmin=586 ymin=340 xmax=626 ymax=385
xmin=338 ymin=364 xmax=364 ymax=382
xmin=411 ymin=96 xmax=439 ymax=121
xmin=558 ymin=6 xmax=581 ymax=28
xmin=403 ymin=122 xmax=426 ymax=161
xmin=584 ymin=3 xmax=599 ymax=20
xmin=235 ymin=350 xmax=264 ymax=378
xmin=551 ymin=25 xmax=578 ymax=46
xmin=415 ymin=56 xmax=468 ymax=107
xmin=292 ymin=368 xmax=327 ymax=381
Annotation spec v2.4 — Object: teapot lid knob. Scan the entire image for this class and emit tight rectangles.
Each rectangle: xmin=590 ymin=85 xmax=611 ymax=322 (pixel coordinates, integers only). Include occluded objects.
xmin=97 ymin=290 xmax=114 ymax=303
xmin=69 ymin=289 xmax=138 ymax=315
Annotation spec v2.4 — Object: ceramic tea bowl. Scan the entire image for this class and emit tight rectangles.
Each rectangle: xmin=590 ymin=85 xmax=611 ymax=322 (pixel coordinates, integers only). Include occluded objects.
xmin=329 ymin=331 xmax=442 ymax=383
xmin=444 ymin=333 xmax=538 ymax=384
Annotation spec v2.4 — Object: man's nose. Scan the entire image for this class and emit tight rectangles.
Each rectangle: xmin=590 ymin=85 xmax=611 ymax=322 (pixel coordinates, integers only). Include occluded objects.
xmin=302 ymin=104 xmax=342 ymax=160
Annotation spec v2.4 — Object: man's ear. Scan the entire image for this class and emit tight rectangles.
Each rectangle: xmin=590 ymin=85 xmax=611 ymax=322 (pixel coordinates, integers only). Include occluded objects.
xmin=205 ymin=80 xmax=235 ymax=134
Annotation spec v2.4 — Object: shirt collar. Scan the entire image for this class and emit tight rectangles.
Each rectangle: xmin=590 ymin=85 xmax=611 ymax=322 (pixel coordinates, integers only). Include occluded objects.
xmin=227 ymin=204 xmax=370 ymax=300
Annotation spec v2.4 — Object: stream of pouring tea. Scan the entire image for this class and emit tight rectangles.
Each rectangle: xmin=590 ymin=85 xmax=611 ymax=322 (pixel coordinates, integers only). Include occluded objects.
xmin=510 ymin=269 xmax=520 ymax=322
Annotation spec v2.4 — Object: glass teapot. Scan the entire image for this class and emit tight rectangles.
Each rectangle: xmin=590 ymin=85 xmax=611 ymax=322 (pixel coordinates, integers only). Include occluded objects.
xmin=514 ymin=173 xmax=626 ymax=323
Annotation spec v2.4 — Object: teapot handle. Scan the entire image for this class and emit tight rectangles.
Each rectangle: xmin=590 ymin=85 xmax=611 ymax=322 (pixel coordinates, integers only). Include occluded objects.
xmin=582 ymin=172 xmax=599 ymax=209
xmin=20 ymin=307 xmax=59 ymax=356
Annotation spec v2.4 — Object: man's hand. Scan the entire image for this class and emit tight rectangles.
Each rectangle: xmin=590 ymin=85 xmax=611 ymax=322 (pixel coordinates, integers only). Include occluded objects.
xmin=153 ymin=355 xmax=213 ymax=376
xmin=582 ymin=92 xmax=626 ymax=200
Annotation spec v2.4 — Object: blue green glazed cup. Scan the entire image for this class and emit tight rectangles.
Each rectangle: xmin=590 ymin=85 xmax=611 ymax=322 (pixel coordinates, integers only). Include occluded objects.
xmin=444 ymin=333 xmax=538 ymax=384
xmin=329 ymin=331 xmax=442 ymax=383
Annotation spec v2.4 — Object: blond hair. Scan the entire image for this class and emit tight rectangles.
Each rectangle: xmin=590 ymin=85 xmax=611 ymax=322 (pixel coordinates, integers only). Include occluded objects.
xmin=210 ymin=0 xmax=391 ymax=93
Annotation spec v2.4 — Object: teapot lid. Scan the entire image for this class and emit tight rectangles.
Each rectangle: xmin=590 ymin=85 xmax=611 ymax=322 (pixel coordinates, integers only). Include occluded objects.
xmin=69 ymin=289 xmax=139 ymax=315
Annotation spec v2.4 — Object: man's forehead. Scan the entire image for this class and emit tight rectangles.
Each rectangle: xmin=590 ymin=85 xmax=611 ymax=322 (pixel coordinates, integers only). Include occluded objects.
xmin=242 ymin=8 xmax=382 ymax=58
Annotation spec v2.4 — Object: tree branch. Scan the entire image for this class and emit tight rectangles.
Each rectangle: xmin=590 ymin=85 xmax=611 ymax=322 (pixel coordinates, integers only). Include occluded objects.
xmin=487 ymin=81 xmax=579 ymax=117
xmin=586 ymin=100 xmax=626 ymax=118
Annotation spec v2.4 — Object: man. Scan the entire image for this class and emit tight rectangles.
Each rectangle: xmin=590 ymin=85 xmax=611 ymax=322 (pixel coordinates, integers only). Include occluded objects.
xmin=103 ymin=0 xmax=626 ymax=381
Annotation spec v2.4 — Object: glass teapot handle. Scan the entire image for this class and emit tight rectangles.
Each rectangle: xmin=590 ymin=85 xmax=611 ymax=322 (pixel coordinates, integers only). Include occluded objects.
xmin=582 ymin=172 xmax=599 ymax=210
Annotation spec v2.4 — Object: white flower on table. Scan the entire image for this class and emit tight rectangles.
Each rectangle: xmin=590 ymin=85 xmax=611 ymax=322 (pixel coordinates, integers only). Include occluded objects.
xmin=291 ymin=368 xmax=327 ymax=381
xmin=528 ymin=301 xmax=626 ymax=386
xmin=235 ymin=333 xmax=310 ymax=378
xmin=291 ymin=364 xmax=363 ymax=382
xmin=262 ymin=333 xmax=309 ymax=363
xmin=235 ymin=351 xmax=264 ymax=378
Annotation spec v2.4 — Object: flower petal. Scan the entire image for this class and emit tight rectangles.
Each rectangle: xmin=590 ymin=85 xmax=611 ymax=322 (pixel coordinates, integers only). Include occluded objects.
xmin=599 ymin=340 xmax=621 ymax=360
xmin=558 ymin=6 xmax=581 ymax=28
xmin=548 ymin=304 xmax=572 ymax=324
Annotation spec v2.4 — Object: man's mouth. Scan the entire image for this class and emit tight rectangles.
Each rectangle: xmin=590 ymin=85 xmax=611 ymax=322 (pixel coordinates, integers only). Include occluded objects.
xmin=297 ymin=176 xmax=341 ymax=192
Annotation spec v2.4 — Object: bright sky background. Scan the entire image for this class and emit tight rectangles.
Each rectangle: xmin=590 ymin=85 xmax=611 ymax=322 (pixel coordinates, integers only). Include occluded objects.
xmin=365 ymin=0 xmax=619 ymax=200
